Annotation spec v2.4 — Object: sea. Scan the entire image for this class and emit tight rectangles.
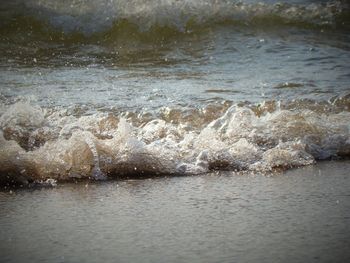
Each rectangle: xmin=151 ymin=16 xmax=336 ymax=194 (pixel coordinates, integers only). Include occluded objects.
xmin=0 ymin=0 xmax=349 ymax=262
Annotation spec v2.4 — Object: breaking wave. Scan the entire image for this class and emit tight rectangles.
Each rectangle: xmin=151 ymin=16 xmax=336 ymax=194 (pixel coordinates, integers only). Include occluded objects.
xmin=1 ymin=0 xmax=349 ymax=43
xmin=1 ymin=96 xmax=349 ymax=185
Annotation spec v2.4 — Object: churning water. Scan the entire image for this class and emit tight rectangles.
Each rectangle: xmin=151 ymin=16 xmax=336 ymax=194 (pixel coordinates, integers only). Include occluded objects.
xmin=0 ymin=0 xmax=350 ymax=183
xmin=1 ymin=1 xmax=350 ymax=262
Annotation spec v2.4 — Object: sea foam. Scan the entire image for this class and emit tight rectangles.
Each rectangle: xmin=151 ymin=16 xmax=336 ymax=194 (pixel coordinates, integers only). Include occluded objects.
xmin=0 ymin=99 xmax=349 ymax=185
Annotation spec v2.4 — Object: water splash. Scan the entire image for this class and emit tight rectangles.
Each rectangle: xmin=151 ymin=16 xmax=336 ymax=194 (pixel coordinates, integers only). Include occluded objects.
xmin=0 ymin=99 xmax=349 ymax=184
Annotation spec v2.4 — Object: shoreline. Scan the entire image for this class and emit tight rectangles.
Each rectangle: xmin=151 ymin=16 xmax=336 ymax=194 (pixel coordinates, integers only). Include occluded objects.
xmin=1 ymin=159 xmax=349 ymax=190
xmin=1 ymin=159 xmax=349 ymax=263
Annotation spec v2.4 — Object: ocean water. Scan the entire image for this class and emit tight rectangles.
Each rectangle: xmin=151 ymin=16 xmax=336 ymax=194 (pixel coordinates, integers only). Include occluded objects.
xmin=0 ymin=0 xmax=350 ymax=184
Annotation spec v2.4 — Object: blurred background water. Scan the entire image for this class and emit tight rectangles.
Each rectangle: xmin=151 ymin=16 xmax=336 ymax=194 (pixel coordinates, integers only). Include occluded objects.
xmin=1 ymin=0 xmax=349 ymax=111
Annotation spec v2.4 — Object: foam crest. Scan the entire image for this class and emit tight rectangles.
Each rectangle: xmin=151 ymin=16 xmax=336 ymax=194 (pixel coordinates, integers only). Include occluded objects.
xmin=0 ymin=101 xmax=349 ymax=185
xmin=0 ymin=103 xmax=45 ymax=150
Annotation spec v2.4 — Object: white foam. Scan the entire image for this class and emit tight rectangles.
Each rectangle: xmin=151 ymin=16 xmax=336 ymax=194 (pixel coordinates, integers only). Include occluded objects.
xmin=0 ymin=101 xmax=349 ymax=183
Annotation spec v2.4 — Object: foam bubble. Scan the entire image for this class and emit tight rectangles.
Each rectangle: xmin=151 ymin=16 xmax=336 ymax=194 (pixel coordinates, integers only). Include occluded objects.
xmin=0 ymin=100 xmax=349 ymax=185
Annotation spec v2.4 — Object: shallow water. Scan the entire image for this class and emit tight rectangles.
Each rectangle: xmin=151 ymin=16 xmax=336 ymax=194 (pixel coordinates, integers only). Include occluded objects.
xmin=1 ymin=1 xmax=349 ymax=261
xmin=0 ymin=161 xmax=349 ymax=263
xmin=1 ymin=1 xmax=350 ymax=110
xmin=0 ymin=0 xmax=350 ymax=182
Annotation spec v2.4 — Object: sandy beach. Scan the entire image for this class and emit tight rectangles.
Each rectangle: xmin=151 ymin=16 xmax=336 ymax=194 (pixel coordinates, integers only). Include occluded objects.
xmin=1 ymin=160 xmax=349 ymax=263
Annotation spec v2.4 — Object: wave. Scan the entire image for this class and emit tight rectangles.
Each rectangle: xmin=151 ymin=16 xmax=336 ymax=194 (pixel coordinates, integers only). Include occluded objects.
xmin=1 ymin=96 xmax=349 ymax=185
xmin=1 ymin=0 xmax=349 ymax=44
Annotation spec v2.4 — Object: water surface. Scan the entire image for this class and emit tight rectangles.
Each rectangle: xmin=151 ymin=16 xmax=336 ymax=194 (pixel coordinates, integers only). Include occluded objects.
xmin=0 ymin=0 xmax=350 ymax=182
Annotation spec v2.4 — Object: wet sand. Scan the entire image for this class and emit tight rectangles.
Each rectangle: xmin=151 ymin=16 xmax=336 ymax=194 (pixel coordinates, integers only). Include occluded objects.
xmin=0 ymin=160 xmax=349 ymax=263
